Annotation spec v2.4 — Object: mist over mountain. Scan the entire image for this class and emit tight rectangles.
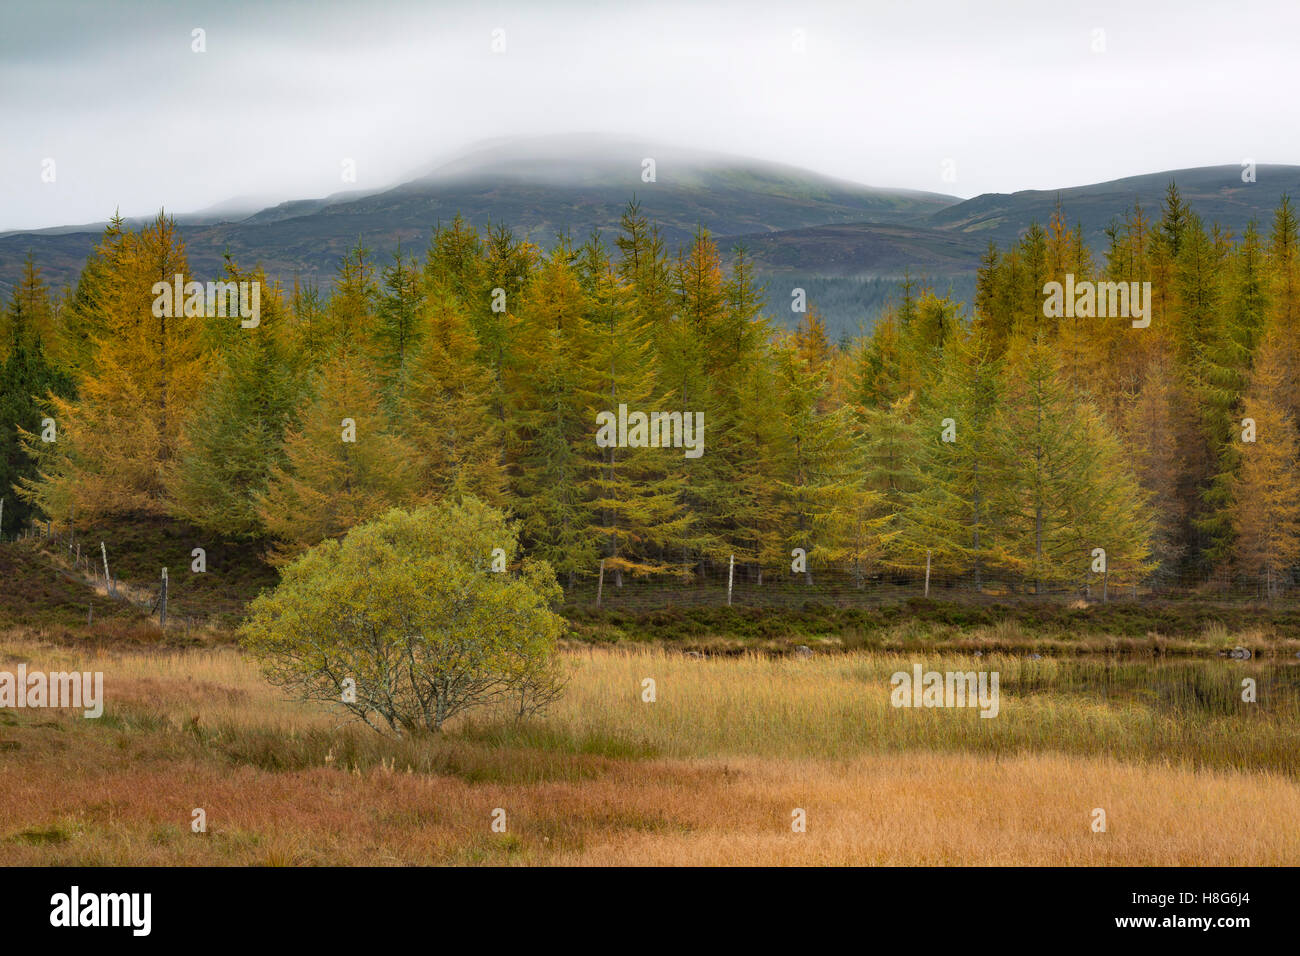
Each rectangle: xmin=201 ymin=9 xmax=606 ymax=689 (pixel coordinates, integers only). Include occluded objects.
xmin=1 ymin=136 xmax=1296 ymax=338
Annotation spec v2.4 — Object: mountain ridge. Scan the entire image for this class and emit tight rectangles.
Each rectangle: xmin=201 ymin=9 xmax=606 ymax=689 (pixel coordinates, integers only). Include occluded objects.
xmin=2 ymin=138 xmax=1297 ymax=336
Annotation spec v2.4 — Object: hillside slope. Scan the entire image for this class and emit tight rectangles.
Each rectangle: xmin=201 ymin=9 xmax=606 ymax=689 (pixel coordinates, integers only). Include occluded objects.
xmin=927 ymin=164 xmax=1300 ymax=248
xmin=0 ymin=135 xmax=959 ymax=295
xmin=4 ymin=146 xmax=1297 ymax=334
xmin=0 ymin=543 xmax=142 ymax=631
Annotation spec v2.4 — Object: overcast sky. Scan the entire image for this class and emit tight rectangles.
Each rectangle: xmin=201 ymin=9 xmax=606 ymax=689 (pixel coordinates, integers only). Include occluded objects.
xmin=2 ymin=0 xmax=1297 ymax=232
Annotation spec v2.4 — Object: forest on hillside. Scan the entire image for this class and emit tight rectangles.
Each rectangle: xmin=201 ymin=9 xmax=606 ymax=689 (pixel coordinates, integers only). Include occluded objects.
xmin=1 ymin=187 xmax=1298 ymax=599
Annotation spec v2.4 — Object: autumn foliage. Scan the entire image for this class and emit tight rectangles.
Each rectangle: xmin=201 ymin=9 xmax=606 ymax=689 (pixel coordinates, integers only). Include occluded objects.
xmin=4 ymin=188 xmax=1300 ymax=597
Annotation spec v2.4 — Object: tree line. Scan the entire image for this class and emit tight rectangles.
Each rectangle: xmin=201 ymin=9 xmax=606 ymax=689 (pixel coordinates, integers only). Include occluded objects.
xmin=2 ymin=186 xmax=1297 ymax=596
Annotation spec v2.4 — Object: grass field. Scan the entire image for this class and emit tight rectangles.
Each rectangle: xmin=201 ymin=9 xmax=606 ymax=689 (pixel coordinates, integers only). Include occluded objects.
xmin=2 ymin=632 xmax=1297 ymax=866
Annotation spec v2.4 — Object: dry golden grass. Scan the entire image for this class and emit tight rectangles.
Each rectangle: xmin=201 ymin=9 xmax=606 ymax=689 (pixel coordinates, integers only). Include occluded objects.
xmin=1 ymin=637 xmax=1297 ymax=865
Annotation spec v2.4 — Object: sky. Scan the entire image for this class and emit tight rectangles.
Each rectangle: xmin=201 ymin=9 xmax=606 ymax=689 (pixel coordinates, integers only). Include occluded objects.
xmin=2 ymin=0 xmax=1298 ymax=232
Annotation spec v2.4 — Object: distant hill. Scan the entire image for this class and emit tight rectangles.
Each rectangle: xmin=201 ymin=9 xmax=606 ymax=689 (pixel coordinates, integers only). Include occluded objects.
xmin=925 ymin=164 xmax=1300 ymax=248
xmin=730 ymin=221 xmax=985 ymax=277
xmin=1 ymin=140 xmax=1297 ymax=337
xmin=720 ymin=220 xmax=984 ymax=338
xmin=729 ymin=165 xmax=1300 ymax=337
xmin=0 ymin=134 xmax=958 ymax=297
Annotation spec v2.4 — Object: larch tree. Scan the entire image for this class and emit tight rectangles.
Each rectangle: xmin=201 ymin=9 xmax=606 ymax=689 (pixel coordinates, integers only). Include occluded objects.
xmin=480 ymin=223 xmax=537 ymax=438
xmin=990 ymin=340 xmax=1151 ymax=593
xmin=374 ymin=246 xmax=424 ymax=402
xmin=1264 ymin=196 xmax=1300 ymax=419
xmin=53 ymin=215 xmax=128 ymax=375
xmin=19 ymin=212 xmax=209 ymax=522
xmin=708 ymin=246 xmax=782 ymax=572
xmin=397 ymin=281 xmax=507 ymax=506
xmin=898 ymin=328 xmax=1002 ymax=586
xmin=324 ymin=243 xmax=380 ymax=350
xmin=1229 ymin=332 xmax=1300 ymax=597
xmin=167 ymin=271 xmax=300 ymax=538
xmin=656 ymin=230 xmax=728 ymax=567
xmin=256 ymin=348 xmax=418 ymax=564
xmin=850 ymin=391 xmax=920 ymax=573
xmin=424 ymin=215 xmax=487 ymax=310
xmin=579 ymin=234 xmax=687 ymax=583
xmin=1123 ymin=357 xmax=1186 ymax=583
xmin=771 ymin=331 xmax=855 ymax=584
xmin=0 ymin=253 xmax=56 ymax=362
xmin=973 ymin=241 xmax=1012 ymax=355
xmin=506 ymin=245 xmax=599 ymax=585
xmin=853 ymin=310 xmax=903 ymax=409
xmin=288 ymin=278 xmax=331 ymax=369
xmin=1195 ymin=222 xmax=1268 ymax=573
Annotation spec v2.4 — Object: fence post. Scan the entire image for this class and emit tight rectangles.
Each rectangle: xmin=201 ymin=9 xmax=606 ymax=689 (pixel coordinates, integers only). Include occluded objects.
xmin=160 ymin=567 xmax=168 ymax=627
xmin=596 ymin=558 xmax=605 ymax=608
xmin=101 ymin=542 xmax=113 ymax=597
xmin=727 ymin=554 xmax=734 ymax=607
xmin=925 ymin=550 xmax=932 ymax=598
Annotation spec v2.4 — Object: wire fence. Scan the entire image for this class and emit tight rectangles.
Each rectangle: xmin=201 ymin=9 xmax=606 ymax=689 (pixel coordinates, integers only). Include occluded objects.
xmin=7 ymin=521 xmax=1297 ymax=616
xmin=4 ymin=523 xmax=190 ymax=629
xmin=562 ymin=560 xmax=1299 ymax=611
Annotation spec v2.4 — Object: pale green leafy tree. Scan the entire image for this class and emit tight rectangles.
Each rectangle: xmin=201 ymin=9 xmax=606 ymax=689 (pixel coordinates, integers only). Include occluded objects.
xmin=241 ymin=497 xmax=567 ymax=734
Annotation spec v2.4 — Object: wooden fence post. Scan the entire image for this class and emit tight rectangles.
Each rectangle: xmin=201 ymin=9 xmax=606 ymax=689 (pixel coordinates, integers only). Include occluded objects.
xmin=101 ymin=542 xmax=113 ymax=597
